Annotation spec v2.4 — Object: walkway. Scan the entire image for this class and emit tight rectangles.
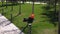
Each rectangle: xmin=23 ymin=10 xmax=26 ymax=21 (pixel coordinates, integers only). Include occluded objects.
xmin=0 ymin=14 xmax=24 ymax=34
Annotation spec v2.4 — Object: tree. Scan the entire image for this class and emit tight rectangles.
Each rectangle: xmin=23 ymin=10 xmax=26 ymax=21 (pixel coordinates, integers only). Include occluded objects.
xmin=42 ymin=0 xmax=58 ymax=27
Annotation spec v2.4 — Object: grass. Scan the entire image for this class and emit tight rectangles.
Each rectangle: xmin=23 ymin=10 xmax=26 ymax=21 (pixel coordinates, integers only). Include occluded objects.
xmin=0 ymin=2 xmax=58 ymax=34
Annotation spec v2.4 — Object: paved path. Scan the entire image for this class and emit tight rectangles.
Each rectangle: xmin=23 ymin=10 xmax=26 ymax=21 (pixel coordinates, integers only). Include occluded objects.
xmin=0 ymin=1 xmax=47 ymax=4
xmin=0 ymin=14 xmax=24 ymax=34
xmin=25 ymin=2 xmax=47 ymax=4
xmin=18 ymin=1 xmax=47 ymax=4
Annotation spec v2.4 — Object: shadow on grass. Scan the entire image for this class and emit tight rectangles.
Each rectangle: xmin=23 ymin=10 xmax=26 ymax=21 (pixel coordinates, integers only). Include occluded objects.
xmin=0 ymin=3 xmax=20 ymax=7
xmin=13 ymin=13 xmax=21 ymax=18
xmin=8 ymin=13 xmax=21 ymax=23
xmin=0 ymin=3 xmax=22 ymax=23
xmin=41 ymin=6 xmax=58 ymax=27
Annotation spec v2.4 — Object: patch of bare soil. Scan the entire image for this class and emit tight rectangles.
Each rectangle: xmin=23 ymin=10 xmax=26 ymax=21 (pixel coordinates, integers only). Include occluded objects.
xmin=42 ymin=28 xmax=58 ymax=34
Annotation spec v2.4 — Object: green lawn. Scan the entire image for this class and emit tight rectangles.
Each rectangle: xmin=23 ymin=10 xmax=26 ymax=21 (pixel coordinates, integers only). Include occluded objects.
xmin=0 ymin=2 xmax=58 ymax=34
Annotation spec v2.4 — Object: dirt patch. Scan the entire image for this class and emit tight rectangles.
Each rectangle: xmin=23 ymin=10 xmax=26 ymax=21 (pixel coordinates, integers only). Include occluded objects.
xmin=42 ymin=28 xmax=58 ymax=34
